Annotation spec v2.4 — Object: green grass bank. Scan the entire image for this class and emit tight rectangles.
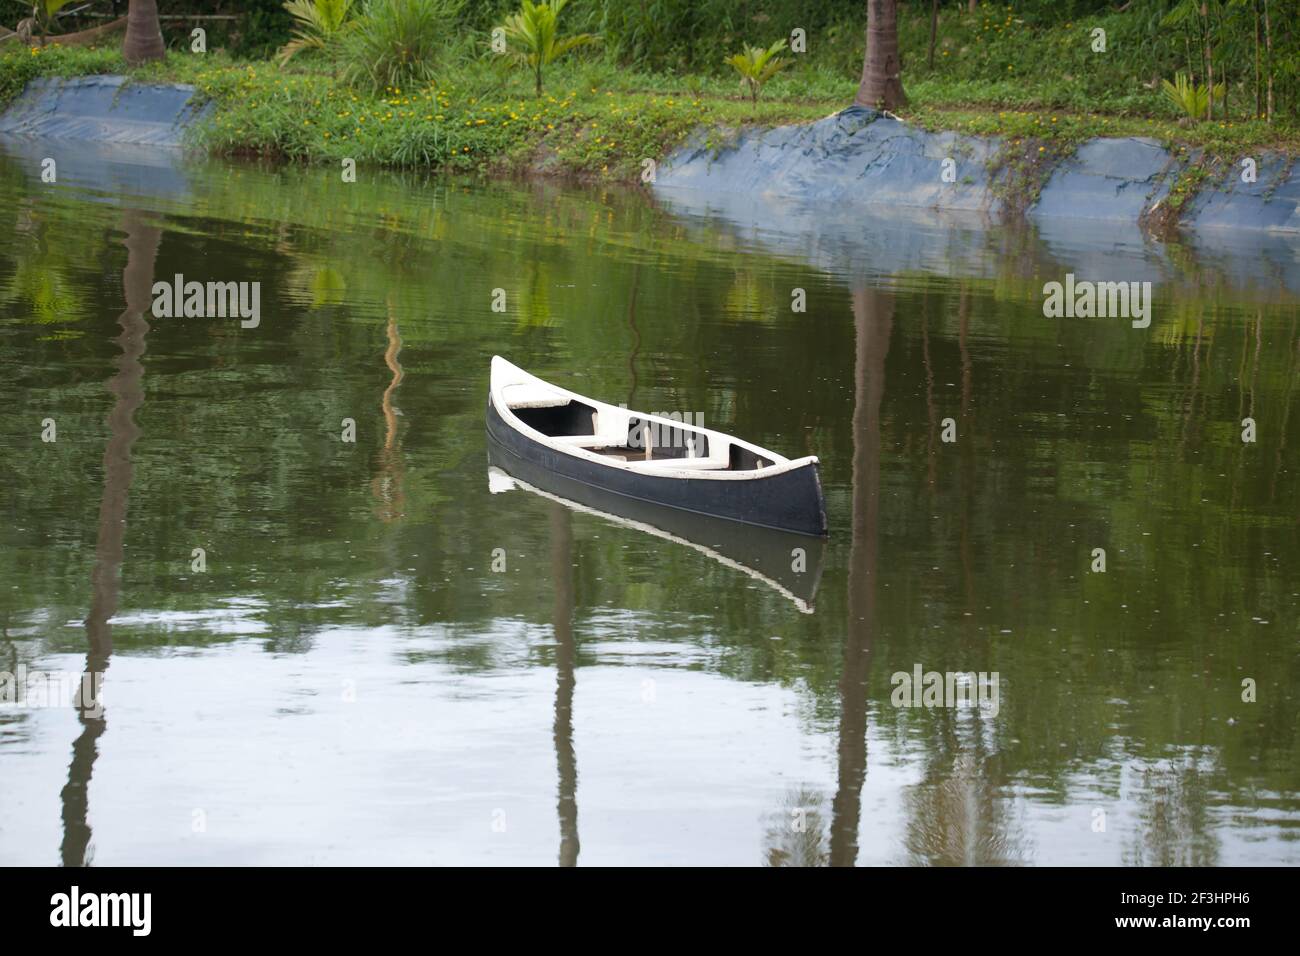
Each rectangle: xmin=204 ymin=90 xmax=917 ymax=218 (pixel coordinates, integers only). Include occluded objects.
xmin=2 ymin=1 xmax=1298 ymax=184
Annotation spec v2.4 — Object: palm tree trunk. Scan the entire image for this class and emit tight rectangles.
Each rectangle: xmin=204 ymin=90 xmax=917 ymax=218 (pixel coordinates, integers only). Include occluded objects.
xmin=855 ymin=0 xmax=907 ymax=111
xmin=123 ymin=0 xmax=165 ymax=65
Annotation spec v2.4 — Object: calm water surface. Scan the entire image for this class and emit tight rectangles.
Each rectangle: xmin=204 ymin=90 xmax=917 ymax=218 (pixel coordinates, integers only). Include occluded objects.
xmin=0 ymin=139 xmax=1297 ymax=866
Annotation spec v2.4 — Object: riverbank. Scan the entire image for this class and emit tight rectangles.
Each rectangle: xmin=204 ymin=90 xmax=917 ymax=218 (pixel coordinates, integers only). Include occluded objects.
xmin=2 ymin=47 xmax=1298 ymax=234
xmin=657 ymin=110 xmax=1300 ymax=236
xmin=5 ymin=46 xmax=1299 ymax=170
xmin=0 ymin=47 xmax=836 ymax=179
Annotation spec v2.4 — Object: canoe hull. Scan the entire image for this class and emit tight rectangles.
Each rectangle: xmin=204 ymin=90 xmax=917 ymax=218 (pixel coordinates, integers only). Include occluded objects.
xmin=487 ymin=399 xmax=827 ymax=536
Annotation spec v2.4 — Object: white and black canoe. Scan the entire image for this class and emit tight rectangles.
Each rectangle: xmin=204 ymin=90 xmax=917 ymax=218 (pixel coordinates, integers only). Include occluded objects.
xmin=486 ymin=356 xmax=827 ymax=537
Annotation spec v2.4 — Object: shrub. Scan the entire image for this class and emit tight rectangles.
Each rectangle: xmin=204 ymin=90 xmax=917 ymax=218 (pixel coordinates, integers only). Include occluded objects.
xmin=498 ymin=0 xmax=600 ymax=96
xmin=1162 ymin=72 xmax=1224 ymax=122
xmin=277 ymin=0 xmax=357 ymax=65
xmin=341 ymin=0 xmax=465 ymax=93
xmin=723 ymin=39 xmax=790 ymax=104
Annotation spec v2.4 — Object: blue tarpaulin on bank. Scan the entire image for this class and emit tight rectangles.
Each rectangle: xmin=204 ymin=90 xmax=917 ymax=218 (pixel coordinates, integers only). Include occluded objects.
xmin=0 ymin=75 xmax=209 ymax=147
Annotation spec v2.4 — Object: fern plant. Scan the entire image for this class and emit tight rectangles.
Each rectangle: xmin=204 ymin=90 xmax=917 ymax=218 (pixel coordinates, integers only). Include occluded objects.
xmin=277 ymin=0 xmax=356 ymax=65
xmin=723 ymin=39 xmax=790 ymax=105
xmin=499 ymin=0 xmax=601 ymax=96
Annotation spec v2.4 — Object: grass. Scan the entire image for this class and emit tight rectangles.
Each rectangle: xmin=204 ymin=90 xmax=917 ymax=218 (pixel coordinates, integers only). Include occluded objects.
xmin=907 ymin=101 xmax=1298 ymax=154
xmin=186 ymin=56 xmax=834 ymax=178
xmin=0 ymin=45 xmax=123 ymax=106
xmin=1 ymin=46 xmax=838 ymax=179
xmin=1 ymin=14 xmax=1296 ymax=189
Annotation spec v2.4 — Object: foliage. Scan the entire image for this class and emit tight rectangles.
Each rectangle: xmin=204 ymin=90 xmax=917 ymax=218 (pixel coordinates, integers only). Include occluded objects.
xmin=235 ymin=0 xmax=299 ymax=59
xmin=0 ymin=45 xmax=123 ymax=108
xmin=5 ymin=1 xmax=1299 ymax=124
xmin=723 ymin=38 xmax=789 ymax=104
xmin=340 ymin=0 xmax=465 ymax=94
xmin=180 ymin=55 xmax=821 ymax=177
xmin=499 ymin=0 xmax=601 ymax=96
xmin=31 ymin=0 xmax=78 ymax=32
xmin=277 ymin=0 xmax=356 ymax=65
xmin=4 ymin=40 xmax=1297 ymax=188
xmin=1162 ymin=71 xmax=1224 ymax=121
xmin=1 ymin=0 xmax=78 ymax=36
xmin=2 ymin=2 xmax=1299 ymax=186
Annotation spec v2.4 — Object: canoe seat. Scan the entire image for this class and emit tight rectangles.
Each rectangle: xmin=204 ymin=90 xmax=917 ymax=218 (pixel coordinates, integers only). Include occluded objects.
xmin=623 ymin=452 xmax=731 ymax=472
xmin=553 ymin=435 xmax=605 ymax=448
xmin=502 ymin=382 xmax=570 ymax=409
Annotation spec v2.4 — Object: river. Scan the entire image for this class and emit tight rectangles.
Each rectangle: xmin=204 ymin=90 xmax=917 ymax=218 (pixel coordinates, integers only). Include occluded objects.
xmin=0 ymin=138 xmax=1296 ymax=865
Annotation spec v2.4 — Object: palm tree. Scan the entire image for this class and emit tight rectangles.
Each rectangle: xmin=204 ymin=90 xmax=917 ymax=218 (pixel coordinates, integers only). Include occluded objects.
xmin=723 ymin=39 xmax=791 ymax=105
xmin=123 ymin=0 xmax=165 ymax=66
xmin=499 ymin=0 xmax=600 ymax=97
xmin=855 ymin=0 xmax=907 ymax=111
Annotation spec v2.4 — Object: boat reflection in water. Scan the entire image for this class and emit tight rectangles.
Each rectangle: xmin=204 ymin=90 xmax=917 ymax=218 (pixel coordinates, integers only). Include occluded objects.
xmin=486 ymin=441 xmax=827 ymax=613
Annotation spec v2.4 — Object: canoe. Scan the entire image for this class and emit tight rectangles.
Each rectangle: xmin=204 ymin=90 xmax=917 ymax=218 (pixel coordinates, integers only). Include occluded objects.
xmin=486 ymin=356 xmax=827 ymax=536
xmin=486 ymin=449 xmax=827 ymax=612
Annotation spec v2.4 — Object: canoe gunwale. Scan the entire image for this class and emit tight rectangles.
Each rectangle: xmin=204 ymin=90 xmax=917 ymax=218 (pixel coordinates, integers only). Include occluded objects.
xmin=488 ymin=355 xmax=818 ymax=483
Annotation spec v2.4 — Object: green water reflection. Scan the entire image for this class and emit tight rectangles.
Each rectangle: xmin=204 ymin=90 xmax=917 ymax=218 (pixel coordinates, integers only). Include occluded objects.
xmin=0 ymin=141 xmax=1296 ymax=866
